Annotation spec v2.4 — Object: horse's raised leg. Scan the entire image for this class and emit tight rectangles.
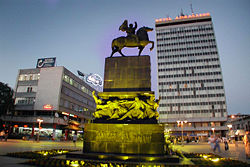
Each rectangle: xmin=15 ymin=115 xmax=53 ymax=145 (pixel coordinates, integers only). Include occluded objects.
xmin=118 ymin=49 xmax=126 ymax=57
xmin=110 ymin=46 xmax=119 ymax=57
xmin=138 ymin=46 xmax=145 ymax=56
xmin=149 ymin=41 xmax=154 ymax=51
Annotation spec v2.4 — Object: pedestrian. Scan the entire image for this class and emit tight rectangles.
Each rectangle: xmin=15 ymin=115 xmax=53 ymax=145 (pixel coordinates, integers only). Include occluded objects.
xmin=213 ymin=135 xmax=221 ymax=153
xmin=243 ymin=131 xmax=250 ymax=159
xmin=234 ymin=135 xmax=238 ymax=147
xmin=4 ymin=129 xmax=8 ymax=142
xmin=73 ymin=133 xmax=77 ymax=147
xmin=0 ymin=130 xmax=5 ymax=141
xmin=208 ymin=135 xmax=215 ymax=150
xmin=223 ymin=137 xmax=229 ymax=151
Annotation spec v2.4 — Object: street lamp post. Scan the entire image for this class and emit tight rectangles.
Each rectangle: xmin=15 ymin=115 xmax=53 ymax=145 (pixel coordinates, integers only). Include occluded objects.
xmin=177 ymin=120 xmax=188 ymax=146
xmin=37 ymin=118 xmax=43 ymax=142
xmin=211 ymin=127 xmax=215 ymax=135
xmin=227 ymin=124 xmax=232 ymax=139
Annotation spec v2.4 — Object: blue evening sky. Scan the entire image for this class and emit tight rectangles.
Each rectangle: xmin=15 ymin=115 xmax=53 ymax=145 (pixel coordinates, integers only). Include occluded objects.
xmin=0 ymin=0 xmax=249 ymax=115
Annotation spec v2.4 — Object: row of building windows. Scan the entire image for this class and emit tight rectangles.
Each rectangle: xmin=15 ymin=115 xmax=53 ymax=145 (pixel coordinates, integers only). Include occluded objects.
xmin=159 ymin=79 xmax=223 ymax=85
xmin=61 ymin=86 xmax=95 ymax=108
xmin=157 ymin=39 xmax=216 ymax=47
xmin=15 ymin=97 xmax=35 ymax=105
xmin=18 ymin=74 xmax=40 ymax=81
xmin=157 ymin=45 xmax=217 ymax=53
xmin=158 ymin=71 xmax=221 ymax=79
xmin=59 ymin=98 xmax=92 ymax=116
xmin=158 ymin=65 xmax=220 ymax=72
xmin=159 ymin=101 xmax=226 ymax=107
xmin=157 ymin=33 xmax=215 ymax=42
xmin=160 ymin=93 xmax=225 ymax=100
xmin=157 ymin=51 xmax=218 ymax=59
xmin=166 ymin=122 xmax=221 ymax=128
xmin=63 ymin=74 xmax=92 ymax=96
xmin=158 ymin=58 xmax=219 ymax=65
xmin=159 ymin=109 xmax=226 ymax=115
xmin=156 ymin=25 xmax=213 ymax=35
xmin=159 ymin=86 xmax=224 ymax=92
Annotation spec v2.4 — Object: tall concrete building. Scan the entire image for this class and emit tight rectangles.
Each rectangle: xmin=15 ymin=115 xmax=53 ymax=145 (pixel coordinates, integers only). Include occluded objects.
xmin=155 ymin=13 xmax=228 ymax=140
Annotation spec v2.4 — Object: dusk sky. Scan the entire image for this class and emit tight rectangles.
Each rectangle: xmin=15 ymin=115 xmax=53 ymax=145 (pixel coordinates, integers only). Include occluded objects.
xmin=0 ymin=0 xmax=249 ymax=115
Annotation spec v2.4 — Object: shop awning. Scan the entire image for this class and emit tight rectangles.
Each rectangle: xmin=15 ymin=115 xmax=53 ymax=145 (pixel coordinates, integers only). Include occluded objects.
xmin=64 ymin=125 xmax=81 ymax=131
xmin=171 ymin=133 xmax=187 ymax=136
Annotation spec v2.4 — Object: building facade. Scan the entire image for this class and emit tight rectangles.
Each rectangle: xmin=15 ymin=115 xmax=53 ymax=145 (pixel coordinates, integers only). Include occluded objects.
xmin=155 ymin=13 xmax=228 ymax=140
xmin=227 ymin=114 xmax=250 ymax=139
xmin=1 ymin=66 xmax=96 ymax=139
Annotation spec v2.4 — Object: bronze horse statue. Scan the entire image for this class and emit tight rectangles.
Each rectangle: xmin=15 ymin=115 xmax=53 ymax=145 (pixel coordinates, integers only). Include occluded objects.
xmin=110 ymin=26 xmax=154 ymax=57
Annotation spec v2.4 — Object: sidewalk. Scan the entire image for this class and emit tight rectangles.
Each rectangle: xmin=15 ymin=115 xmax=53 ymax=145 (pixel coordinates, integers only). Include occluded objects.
xmin=174 ymin=141 xmax=250 ymax=164
xmin=0 ymin=140 xmax=249 ymax=166
xmin=0 ymin=139 xmax=83 ymax=167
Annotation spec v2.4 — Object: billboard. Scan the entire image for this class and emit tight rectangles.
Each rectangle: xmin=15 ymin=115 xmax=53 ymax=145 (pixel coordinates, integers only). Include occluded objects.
xmin=36 ymin=57 xmax=56 ymax=68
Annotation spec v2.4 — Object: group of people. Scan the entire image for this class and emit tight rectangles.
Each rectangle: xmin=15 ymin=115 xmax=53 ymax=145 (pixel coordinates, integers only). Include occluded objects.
xmin=0 ymin=129 xmax=8 ymax=141
xmin=208 ymin=135 xmax=229 ymax=152
xmin=92 ymin=91 xmax=160 ymax=120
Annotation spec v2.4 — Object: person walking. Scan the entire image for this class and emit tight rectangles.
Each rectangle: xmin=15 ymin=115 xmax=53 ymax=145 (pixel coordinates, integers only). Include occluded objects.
xmin=208 ymin=135 xmax=215 ymax=150
xmin=4 ymin=129 xmax=8 ymax=142
xmin=0 ymin=130 xmax=5 ymax=141
xmin=73 ymin=133 xmax=77 ymax=147
xmin=213 ymin=135 xmax=221 ymax=153
xmin=243 ymin=131 xmax=250 ymax=159
xmin=223 ymin=137 xmax=229 ymax=151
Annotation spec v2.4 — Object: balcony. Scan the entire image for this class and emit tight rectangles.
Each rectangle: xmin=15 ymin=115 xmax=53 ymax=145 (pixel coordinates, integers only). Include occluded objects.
xmin=0 ymin=115 xmax=68 ymax=125
xmin=167 ymin=126 xmax=228 ymax=131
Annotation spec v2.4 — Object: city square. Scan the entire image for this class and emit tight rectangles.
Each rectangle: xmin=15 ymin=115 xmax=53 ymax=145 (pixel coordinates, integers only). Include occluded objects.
xmin=0 ymin=0 xmax=250 ymax=166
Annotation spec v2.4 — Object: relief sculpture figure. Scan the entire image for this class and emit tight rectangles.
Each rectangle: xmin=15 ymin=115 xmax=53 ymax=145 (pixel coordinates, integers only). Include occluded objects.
xmin=144 ymin=96 xmax=160 ymax=119
xmin=93 ymin=91 xmax=129 ymax=119
xmin=119 ymin=97 xmax=145 ymax=120
xmin=92 ymin=91 xmax=112 ymax=118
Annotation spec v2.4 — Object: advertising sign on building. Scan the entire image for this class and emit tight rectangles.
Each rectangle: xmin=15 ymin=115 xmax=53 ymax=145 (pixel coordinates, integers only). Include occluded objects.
xmin=36 ymin=57 xmax=56 ymax=68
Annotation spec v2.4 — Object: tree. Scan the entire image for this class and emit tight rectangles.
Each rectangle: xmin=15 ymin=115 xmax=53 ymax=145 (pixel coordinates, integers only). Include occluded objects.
xmin=0 ymin=82 xmax=14 ymax=116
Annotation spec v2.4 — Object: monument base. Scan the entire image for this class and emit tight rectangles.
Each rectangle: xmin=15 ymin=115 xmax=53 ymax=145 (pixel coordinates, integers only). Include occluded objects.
xmin=67 ymin=152 xmax=180 ymax=164
xmin=83 ymin=123 xmax=165 ymax=155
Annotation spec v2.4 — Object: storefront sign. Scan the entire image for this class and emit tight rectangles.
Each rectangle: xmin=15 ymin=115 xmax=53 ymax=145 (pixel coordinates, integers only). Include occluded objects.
xmin=43 ymin=104 xmax=53 ymax=110
xmin=36 ymin=57 xmax=56 ymax=68
xmin=86 ymin=73 xmax=103 ymax=87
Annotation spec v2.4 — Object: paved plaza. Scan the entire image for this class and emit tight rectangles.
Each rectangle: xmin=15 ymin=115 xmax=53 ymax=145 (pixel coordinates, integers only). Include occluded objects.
xmin=0 ymin=139 xmax=249 ymax=166
xmin=174 ymin=141 xmax=250 ymax=164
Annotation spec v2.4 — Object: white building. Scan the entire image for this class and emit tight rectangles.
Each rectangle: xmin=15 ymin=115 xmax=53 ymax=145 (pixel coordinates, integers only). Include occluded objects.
xmin=2 ymin=66 xmax=96 ymax=139
xmin=155 ymin=13 xmax=228 ymax=140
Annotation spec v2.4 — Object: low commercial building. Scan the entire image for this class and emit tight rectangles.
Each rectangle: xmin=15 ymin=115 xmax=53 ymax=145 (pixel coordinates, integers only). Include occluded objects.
xmin=227 ymin=114 xmax=250 ymax=140
xmin=1 ymin=66 xmax=96 ymax=140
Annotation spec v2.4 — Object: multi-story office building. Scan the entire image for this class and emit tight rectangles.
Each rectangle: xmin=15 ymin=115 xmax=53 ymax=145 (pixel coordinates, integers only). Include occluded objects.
xmin=2 ymin=66 xmax=96 ymax=139
xmin=155 ymin=13 xmax=228 ymax=140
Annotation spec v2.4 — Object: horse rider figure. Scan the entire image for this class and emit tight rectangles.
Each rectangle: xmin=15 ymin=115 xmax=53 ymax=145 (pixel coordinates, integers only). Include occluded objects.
xmin=110 ymin=20 xmax=154 ymax=57
xmin=119 ymin=20 xmax=139 ymax=43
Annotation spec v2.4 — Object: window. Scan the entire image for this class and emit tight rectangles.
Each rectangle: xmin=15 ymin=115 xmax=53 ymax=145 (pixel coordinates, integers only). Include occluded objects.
xmin=27 ymin=86 xmax=32 ymax=93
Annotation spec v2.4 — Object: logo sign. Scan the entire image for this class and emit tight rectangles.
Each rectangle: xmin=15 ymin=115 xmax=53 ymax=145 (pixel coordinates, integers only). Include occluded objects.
xmin=36 ymin=57 xmax=56 ymax=68
xmin=86 ymin=73 xmax=103 ymax=87
xmin=43 ymin=104 xmax=53 ymax=110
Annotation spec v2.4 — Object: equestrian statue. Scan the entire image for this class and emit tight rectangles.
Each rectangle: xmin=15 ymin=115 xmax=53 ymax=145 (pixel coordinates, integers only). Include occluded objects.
xmin=110 ymin=20 xmax=154 ymax=57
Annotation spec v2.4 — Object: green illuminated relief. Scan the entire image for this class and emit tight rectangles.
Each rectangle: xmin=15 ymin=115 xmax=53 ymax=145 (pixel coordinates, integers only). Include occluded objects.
xmin=92 ymin=91 xmax=159 ymax=120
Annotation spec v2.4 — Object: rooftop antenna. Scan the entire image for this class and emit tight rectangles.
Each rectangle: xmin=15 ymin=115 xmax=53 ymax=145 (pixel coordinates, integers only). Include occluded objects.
xmin=180 ymin=8 xmax=185 ymax=16
xmin=190 ymin=3 xmax=194 ymax=14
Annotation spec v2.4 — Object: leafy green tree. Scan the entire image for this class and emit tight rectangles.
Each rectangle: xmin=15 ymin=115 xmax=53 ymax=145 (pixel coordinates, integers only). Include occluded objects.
xmin=0 ymin=82 xmax=14 ymax=116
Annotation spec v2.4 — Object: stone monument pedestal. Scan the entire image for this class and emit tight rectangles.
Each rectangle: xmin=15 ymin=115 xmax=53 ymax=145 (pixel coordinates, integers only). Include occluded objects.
xmin=83 ymin=123 xmax=165 ymax=155
xmin=67 ymin=56 xmax=182 ymax=164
